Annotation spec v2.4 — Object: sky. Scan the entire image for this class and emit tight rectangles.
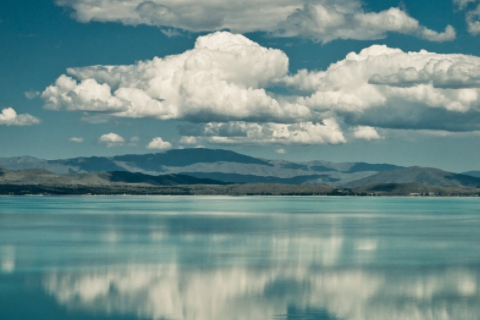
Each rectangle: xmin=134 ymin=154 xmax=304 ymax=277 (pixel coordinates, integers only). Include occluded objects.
xmin=1 ymin=0 xmax=480 ymax=172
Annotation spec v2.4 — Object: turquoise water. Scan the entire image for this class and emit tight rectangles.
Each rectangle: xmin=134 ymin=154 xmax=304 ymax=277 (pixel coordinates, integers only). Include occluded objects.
xmin=1 ymin=196 xmax=479 ymax=320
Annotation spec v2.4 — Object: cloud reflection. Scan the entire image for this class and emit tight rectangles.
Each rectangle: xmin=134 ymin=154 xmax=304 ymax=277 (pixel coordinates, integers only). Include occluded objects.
xmin=1 ymin=246 xmax=15 ymax=274
xmin=43 ymin=247 xmax=479 ymax=320
xmin=38 ymin=209 xmax=480 ymax=320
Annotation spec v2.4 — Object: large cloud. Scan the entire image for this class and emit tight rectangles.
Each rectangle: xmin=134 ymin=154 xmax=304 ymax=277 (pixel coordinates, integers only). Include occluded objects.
xmin=0 ymin=107 xmax=40 ymax=126
xmin=42 ymin=32 xmax=480 ymax=146
xmin=42 ymin=32 xmax=310 ymax=124
xmin=55 ymin=0 xmax=455 ymax=43
xmin=283 ymin=45 xmax=480 ymax=131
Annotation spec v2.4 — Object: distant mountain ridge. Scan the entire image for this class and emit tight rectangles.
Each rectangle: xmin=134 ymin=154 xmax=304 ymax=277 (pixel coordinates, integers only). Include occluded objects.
xmin=180 ymin=172 xmax=338 ymax=185
xmin=0 ymin=168 xmax=224 ymax=186
xmin=113 ymin=149 xmax=273 ymax=167
xmin=344 ymin=166 xmax=480 ymax=188
xmin=4 ymin=148 xmax=475 ymax=188
xmin=0 ymin=148 xmax=406 ymax=186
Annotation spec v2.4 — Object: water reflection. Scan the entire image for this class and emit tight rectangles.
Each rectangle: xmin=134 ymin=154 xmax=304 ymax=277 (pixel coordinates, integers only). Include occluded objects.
xmin=41 ymin=226 xmax=480 ymax=320
xmin=1 ymin=197 xmax=480 ymax=320
xmin=0 ymin=246 xmax=15 ymax=274
xmin=43 ymin=264 xmax=479 ymax=320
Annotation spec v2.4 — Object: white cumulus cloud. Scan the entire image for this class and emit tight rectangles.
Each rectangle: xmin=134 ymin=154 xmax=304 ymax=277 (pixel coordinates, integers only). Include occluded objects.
xmin=147 ymin=137 xmax=172 ymax=150
xmin=353 ymin=126 xmax=381 ymax=141
xmin=42 ymin=32 xmax=480 ymax=145
xmin=55 ymin=0 xmax=455 ymax=42
xmin=42 ymin=75 xmax=127 ymax=112
xmin=284 ymin=44 xmax=480 ymax=131
xmin=368 ymin=59 xmax=480 ymax=90
xmin=286 ymin=45 xmax=480 ymax=113
xmin=42 ymin=32 xmax=309 ymax=123
xmin=0 ymin=108 xmax=40 ymax=126
xmin=98 ymin=133 xmax=125 ymax=147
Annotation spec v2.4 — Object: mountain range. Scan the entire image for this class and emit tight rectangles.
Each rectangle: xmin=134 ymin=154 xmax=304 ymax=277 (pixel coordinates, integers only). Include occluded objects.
xmin=0 ymin=167 xmax=344 ymax=196
xmin=0 ymin=148 xmax=403 ymax=186
xmin=1 ymin=148 xmax=479 ymax=191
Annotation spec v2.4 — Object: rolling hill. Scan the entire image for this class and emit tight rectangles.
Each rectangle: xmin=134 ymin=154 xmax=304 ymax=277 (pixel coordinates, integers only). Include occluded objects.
xmin=2 ymin=166 xmax=479 ymax=196
xmin=344 ymin=166 xmax=480 ymax=188
xmin=0 ymin=168 xmax=225 ymax=186
xmin=463 ymin=171 xmax=480 ymax=178
xmin=0 ymin=168 xmax=347 ymax=196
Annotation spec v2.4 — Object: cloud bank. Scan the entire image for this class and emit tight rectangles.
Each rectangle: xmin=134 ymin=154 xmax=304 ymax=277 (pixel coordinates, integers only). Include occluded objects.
xmin=55 ymin=0 xmax=455 ymax=43
xmin=42 ymin=32 xmax=480 ymax=146
xmin=178 ymin=120 xmax=346 ymax=145
xmin=0 ymin=108 xmax=40 ymax=126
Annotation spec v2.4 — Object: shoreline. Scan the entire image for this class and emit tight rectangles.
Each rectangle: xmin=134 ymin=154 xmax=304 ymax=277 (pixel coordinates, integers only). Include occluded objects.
xmin=1 ymin=194 xmax=479 ymax=198
xmin=1 ymin=183 xmax=480 ymax=198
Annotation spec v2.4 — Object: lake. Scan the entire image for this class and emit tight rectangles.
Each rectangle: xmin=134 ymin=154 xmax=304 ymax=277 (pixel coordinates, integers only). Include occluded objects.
xmin=1 ymin=196 xmax=479 ymax=320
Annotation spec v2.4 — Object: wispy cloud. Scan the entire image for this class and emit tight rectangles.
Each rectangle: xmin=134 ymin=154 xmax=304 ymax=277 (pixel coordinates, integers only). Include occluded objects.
xmin=69 ymin=137 xmax=84 ymax=143
xmin=25 ymin=91 xmax=40 ymax=100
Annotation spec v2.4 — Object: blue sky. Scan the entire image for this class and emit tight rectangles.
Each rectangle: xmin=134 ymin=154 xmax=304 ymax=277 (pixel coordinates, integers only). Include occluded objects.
xmin=1 ymin=0 xmax=480 ymax=172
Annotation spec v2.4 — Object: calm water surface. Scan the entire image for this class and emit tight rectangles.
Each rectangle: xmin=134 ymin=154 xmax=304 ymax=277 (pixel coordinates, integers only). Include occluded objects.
xmin=0 ymin=196 xmax=479 ymax=320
